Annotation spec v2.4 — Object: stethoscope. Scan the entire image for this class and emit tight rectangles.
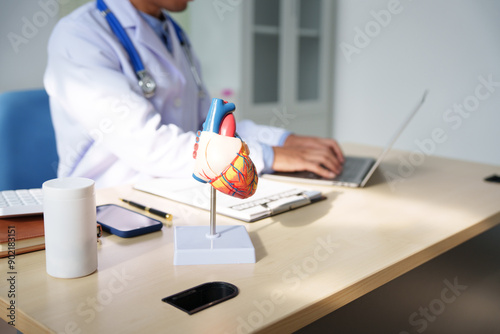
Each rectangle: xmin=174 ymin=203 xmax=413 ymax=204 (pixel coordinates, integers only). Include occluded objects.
xmin=96 ymin=0 xmax=205 ymax=99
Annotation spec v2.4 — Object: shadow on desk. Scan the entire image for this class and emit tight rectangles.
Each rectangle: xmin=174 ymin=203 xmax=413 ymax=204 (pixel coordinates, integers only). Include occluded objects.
xmin=97 ymin=227 xmax=170 ymax=271
xmin=296 ymin=222 xmax=500 ymax=334
xmin=249 ymin=190 xmax=342 ymax=262
xmin=365 ymin=160 xmax=435 ymax=189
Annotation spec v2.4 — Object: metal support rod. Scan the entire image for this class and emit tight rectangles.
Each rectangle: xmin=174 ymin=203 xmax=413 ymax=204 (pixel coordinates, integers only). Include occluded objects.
xmin=209 ymin=186 xmax=217 ymax=236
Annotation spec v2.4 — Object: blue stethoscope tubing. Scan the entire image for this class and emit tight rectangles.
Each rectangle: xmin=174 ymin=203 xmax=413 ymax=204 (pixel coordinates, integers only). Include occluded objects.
xmin=96 ymin=0 xmax=204 ymax=98
xmin=96 ymin=0 xmax=143 ymax=72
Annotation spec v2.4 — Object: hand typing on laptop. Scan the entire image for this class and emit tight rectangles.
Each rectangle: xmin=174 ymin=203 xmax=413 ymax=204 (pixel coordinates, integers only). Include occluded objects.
xmin=272 ymin=134 xmax=345 ymax=179
xmin=265 ymin=91 xmax=428 ymax=187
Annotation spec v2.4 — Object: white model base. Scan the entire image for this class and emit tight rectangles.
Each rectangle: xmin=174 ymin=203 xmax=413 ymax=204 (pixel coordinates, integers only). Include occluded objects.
xmin=173 ymin=225 xmax=256 ymax=265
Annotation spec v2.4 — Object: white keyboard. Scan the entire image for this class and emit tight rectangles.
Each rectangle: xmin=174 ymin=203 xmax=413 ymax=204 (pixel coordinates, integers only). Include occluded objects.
xmin=0 ymin=189 xmax=43 ymax=218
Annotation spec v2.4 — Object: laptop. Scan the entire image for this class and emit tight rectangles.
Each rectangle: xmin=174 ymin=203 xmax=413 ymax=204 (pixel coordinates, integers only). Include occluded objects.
xmin=134 ymin=177 xmax=325 ymax=222
xmin=263 ymin=91 xmax=428 ymax=187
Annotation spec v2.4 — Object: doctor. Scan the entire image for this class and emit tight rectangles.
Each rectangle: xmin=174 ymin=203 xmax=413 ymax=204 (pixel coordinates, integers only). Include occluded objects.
xmin=44 ymin=0 xmax=344 ymax=188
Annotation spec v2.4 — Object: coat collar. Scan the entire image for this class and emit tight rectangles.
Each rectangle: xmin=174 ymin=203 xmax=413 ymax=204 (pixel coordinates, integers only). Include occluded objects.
xmin=102 ymin=0 xmax=172 ymax=60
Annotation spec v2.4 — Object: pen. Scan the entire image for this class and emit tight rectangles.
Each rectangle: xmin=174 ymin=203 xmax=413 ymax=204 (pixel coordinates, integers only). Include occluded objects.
xmin=120 ymin=198 xmax=172 ymax=221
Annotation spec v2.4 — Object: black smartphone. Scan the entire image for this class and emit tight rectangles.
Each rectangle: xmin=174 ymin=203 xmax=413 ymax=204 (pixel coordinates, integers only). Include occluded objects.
xmin=162 ymin=282 xmax=239 ymax=315
xmin=484 ymin=174 xmax=500 ymax=183
xmin=96 ymin=204 xmax=163 ymax=238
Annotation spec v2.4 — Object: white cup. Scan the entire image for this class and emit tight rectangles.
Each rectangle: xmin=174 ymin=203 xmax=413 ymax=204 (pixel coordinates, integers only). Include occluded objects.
xmin=43 ymin=177 xmax=98 ymax=278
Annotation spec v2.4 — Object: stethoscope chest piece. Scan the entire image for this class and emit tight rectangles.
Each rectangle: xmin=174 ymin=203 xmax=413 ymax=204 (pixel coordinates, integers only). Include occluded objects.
xmin=137 ymin=70 xmax=156 ymax=98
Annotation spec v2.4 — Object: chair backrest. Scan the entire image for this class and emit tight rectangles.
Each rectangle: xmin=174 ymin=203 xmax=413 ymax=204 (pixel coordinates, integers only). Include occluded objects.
xmin=0 ymin=89 xmax=59 ymax=191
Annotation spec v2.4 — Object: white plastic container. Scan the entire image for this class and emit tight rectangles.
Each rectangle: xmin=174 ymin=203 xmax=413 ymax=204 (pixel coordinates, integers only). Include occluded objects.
xmin=43 ymin=177 xmax=97 ymax=278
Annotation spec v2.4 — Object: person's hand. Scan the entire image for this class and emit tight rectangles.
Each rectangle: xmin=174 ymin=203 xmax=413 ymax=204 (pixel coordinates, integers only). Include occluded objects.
xmin=272 ymin=134 xmax=344 ymax=179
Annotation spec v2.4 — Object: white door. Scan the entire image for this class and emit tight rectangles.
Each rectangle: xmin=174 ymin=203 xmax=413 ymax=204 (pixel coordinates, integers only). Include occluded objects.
xmin=241 ymin=0 xmax=334 ymax=137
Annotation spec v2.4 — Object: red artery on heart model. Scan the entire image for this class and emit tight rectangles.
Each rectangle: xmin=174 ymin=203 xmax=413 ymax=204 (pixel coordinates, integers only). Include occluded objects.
xmin=192 ymin=98 xmax=258 ymax=199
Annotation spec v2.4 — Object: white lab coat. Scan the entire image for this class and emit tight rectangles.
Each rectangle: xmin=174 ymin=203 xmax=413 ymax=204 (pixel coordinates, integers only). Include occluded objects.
xmin=44 ymin=0 xmax=287 ymax=188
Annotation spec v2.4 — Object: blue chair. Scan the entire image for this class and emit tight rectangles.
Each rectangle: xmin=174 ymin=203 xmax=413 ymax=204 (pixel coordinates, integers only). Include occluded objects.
xmin=0 ymin=89 xmax=59 ymax=191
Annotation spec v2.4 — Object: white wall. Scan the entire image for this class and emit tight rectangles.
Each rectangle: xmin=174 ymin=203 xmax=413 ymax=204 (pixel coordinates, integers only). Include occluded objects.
xmin=0 ymin=0 xmax=94 ymax=93
xmin=188 ymin=0 xmax=244 ymax=107
xmin=0 ymin=0 xmax=61 ymax=92
xmin=333 ymin=0 xmax=500 ymax=166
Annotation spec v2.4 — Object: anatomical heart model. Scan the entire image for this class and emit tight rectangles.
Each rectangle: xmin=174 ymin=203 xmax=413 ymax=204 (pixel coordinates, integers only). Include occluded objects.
xmin=192 ymin=98 xmax=258 ymax=199
xmin=173 ymin=98 xmax=257 ymax=265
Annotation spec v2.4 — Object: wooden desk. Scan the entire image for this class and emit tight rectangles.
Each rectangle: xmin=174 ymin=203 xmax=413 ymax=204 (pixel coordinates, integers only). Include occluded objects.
xmin=2 ymin=144 xmax=500 ymax=333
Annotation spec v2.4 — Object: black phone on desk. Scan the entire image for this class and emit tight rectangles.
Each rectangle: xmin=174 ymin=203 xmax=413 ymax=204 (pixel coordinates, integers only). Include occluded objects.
xmin=96 ymin=204 xmax=163 ymax=238
xmin=484 ymin=174 xmax=500 ymax=183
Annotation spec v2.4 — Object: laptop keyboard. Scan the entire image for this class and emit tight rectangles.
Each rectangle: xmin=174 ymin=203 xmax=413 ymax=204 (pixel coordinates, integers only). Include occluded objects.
xmin=0 ymin=189 xmax=44 ymax=217
xmin=272 ymin=156 xmax=370 ymax=182
xmin=335 ymin=157 xmax=366 ymax=181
